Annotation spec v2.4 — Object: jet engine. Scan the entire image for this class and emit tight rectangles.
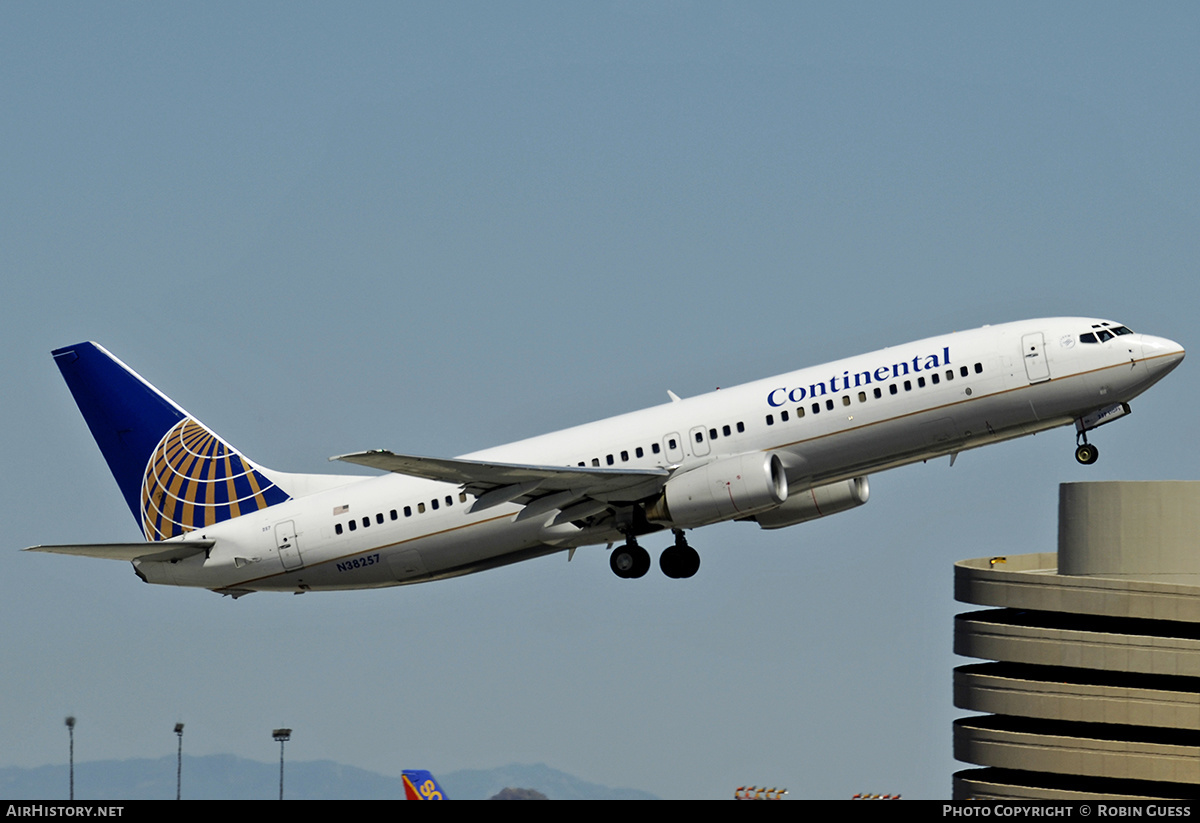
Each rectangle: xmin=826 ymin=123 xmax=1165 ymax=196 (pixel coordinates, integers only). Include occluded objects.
xmin=751 ymin=476 xmax=869 ymax=529
xmin=645 ymin=453 xmax=788 ymax=528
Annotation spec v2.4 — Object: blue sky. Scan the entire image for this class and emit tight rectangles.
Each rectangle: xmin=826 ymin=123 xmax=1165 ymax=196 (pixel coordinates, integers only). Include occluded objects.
xmin=2 ymin=3 xmax=1197 ymax=799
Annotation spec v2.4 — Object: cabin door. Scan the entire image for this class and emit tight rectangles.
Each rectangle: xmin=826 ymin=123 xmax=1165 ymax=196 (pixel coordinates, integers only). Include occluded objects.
xmin=1021 ymin=333 xmax=1051 ymax=383
xmin=664 ymin=433 xmax=685 ymax=464
xmin=275 ymin=520 xmax=304 ymax=570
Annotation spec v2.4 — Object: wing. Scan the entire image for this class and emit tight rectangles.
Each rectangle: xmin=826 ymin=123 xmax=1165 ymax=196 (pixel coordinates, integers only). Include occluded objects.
xmin=332 ymin=450 xmax=671 ymax=522
xmin=24 ymin=541 xmax=214 ymax=562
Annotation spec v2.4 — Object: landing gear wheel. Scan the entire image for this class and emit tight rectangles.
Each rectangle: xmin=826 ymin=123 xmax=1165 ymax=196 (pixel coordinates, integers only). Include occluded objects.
xmin=1075 ymin=443 xmax=1099 ymax=465
xmin=630 ymin=545 xmax=651 ymax=578
xmin=676 ymin=546 xmax=700 ymax=578
xmin=660 ymin=546 xmax=682 ymax=578
xmin=611 ymin=546 xmax=634 ymax=578
xmin=611 ymin=541 xmax=651 ymax=579
xmin=660 ymin=530 xmax=700 ymax=579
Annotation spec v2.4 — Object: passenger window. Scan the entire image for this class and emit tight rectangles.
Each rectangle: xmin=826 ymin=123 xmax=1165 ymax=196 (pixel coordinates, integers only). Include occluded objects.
xmin=709 ymin=428 xmax=718 ymax=440
xmin=404 ymin=506 xmax=412 ymax=517
xmin=607 ymin=454 xmax=614 ymax=465
xmin=621 ymin=450 xmax=629 ymax=462
xmin=635 ymin=446 xmax=644 ymax=458
xmin=362 ymin=517 xmax=370 ymax=528
xmin=418 ymin=502 xmax=426 ymax=514
xmin=445 ymin=495 xmax=453 ymax=506
xmin=795 ymin=407 xmax=805 ymax=418
xmin=780 ymin=411 xmax=789 ymax=422
xmin=431 ymin=498 xmax=439 ymax=510
xmin=917 ymin=377 xmax=925 ymax=388
xmin=873 ymin=388 xmax=882 ymax=399
xmin=858 ymin=391 xmax=866 ymax=403
xmin=592 ymin=458 xmax=600 ymax=467
xmin=459 ymin=493 xmax=467 ymax=503
xmin=390 ymin=509 xmax=398 ymax=520
xmin=349 ymin=520 xmax=357 ymax=532
xmin=668 ymin=439 xmax=677 ymax=450
xmin=722 ymin=425 xmax=731 ymax=437
xmin=825 ymin=399 xmax=834 ymax=411
xmin=811 ymin=402 xmax=820 ymax=414
xmin=945 ymin=370 xmax=953 ymax=380
xmin=653 ymin=443 xmax=662 ymax=453
xmin=931 ymin=373 xmax=939 ymax=385
xmin=974 ymin=363 xmax=983 ymax=374
xmin=960 ymin=366 xmax=969 ymax=377
xmin=335 ymin=523 xmax=343 ymax=535
xmin=904 ymin=380 xmax=912 ymax=391
xmin=842 ymin=395 xmax=851 ymax=406
xmin=890 ymin=384 xmax=898 ymax=395
xmin=766 ymin=414 xmax=774 ymax=426
xmin=736 ymin=422 xmax=745 ymax=433
xmin=376 ymin=513 xmax=384 ymax=524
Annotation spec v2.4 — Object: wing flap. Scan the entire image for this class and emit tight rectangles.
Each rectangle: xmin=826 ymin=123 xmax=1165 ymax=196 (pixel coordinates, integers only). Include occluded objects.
xmin=24 ymin=541 xmax=214 ymax=562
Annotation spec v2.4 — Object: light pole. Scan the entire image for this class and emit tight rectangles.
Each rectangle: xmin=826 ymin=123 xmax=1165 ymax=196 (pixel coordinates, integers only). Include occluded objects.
xmin=64 ymin=717 xmax=75 ymax=801
xmin=272 ymin=728 xmax=291 ymax=800
xmin=174 ymin=723 xmax=184 ymax=800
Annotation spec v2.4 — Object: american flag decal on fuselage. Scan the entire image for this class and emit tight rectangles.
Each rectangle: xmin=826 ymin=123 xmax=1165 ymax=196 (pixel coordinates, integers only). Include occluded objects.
xmin=140 ymin=418 xmax=289 ymax=540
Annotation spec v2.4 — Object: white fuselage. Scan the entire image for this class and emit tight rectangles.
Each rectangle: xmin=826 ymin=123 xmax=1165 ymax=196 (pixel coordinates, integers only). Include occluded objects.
xmin=134 ymin=318 xmax=1184 ymax=594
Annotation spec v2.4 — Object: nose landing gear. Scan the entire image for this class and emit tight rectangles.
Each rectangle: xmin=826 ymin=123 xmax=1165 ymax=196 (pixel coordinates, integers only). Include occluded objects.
xmin=1075 ymin=432 xmax=1099 ymax=465
xmin=1073 ymin=403 xmax=1132 ymax=465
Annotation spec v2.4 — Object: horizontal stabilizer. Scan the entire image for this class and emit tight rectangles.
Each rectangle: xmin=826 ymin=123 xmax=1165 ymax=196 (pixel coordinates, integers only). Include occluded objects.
xmin=24 ymin=541 xmax=214 ymax=562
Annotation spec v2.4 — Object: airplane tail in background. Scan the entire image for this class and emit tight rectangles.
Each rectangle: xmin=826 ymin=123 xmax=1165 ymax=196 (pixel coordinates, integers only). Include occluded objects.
xmin=402 ymin=770 xmax=448 ymax=800
xmin=52 ymin=342 xmax=290 ymax=541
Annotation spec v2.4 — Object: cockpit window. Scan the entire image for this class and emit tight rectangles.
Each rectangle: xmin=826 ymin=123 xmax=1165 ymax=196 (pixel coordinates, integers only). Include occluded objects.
xmin=1080 ymin=324 xmax=1132 ymax=344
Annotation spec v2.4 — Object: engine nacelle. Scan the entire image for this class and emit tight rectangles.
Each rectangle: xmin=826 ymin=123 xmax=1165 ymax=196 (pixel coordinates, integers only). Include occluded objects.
xmin=751 ymin=476 xmax=869 ymax=529
xmin=645 ymin=453 xmax=788 ymax=528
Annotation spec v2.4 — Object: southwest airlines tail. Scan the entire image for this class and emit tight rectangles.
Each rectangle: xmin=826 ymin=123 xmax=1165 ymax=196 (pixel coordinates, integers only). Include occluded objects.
xmin=402 ymin=770 xmax=448 ymax=800
xmin=52 ymin=342 xmax=290 ymax=541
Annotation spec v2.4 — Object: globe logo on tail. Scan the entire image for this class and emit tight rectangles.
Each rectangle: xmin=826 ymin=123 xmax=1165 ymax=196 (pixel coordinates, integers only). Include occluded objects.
xmin=140 ymin=418 xmax=289 ymax=541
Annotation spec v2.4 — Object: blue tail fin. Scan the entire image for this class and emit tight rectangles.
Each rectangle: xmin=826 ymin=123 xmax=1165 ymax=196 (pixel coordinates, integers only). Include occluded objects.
xmin=52 ymin=342 xmax=290 ymax=541
xmin=402 ymin=770 xmax=447 ymax=800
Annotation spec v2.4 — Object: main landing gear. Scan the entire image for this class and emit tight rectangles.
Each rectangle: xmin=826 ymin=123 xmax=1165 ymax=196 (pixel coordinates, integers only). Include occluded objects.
xmin=659 ymin=530 xmax=700 ymax=579
xmin=1075 ymin=431 xmax=1099 ymax=465
xmin=610 ymin=537 xmax=651 ymax=579
xmin=610 ymin=530 xmax=700 ymax=579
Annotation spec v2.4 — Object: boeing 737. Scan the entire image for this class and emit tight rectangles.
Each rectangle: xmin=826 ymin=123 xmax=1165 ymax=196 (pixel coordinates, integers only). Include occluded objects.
xmin=26 ymin=318 xmax=1183 ymax=596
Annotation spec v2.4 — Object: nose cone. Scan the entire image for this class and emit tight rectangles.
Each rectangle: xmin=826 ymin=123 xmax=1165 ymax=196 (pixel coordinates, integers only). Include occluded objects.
xmin=1141 ymin=335 xmax=1186 ymax=379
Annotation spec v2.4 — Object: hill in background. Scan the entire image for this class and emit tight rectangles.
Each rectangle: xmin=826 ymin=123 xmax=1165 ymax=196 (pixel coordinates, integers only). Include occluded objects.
xmin=0 ymin=756 xmax=656 ymax=800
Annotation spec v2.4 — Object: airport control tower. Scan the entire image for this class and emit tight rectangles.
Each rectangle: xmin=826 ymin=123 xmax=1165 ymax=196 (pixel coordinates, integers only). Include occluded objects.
xmin=954 ymin=482 xmax=1200 ymax=800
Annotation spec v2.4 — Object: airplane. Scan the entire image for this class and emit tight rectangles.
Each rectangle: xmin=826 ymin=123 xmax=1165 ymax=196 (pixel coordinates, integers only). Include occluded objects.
xmin=402 ymin=770 xmax=447 ymax=800
xmin=26 ymin=318 xmax=1183 ymax=596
